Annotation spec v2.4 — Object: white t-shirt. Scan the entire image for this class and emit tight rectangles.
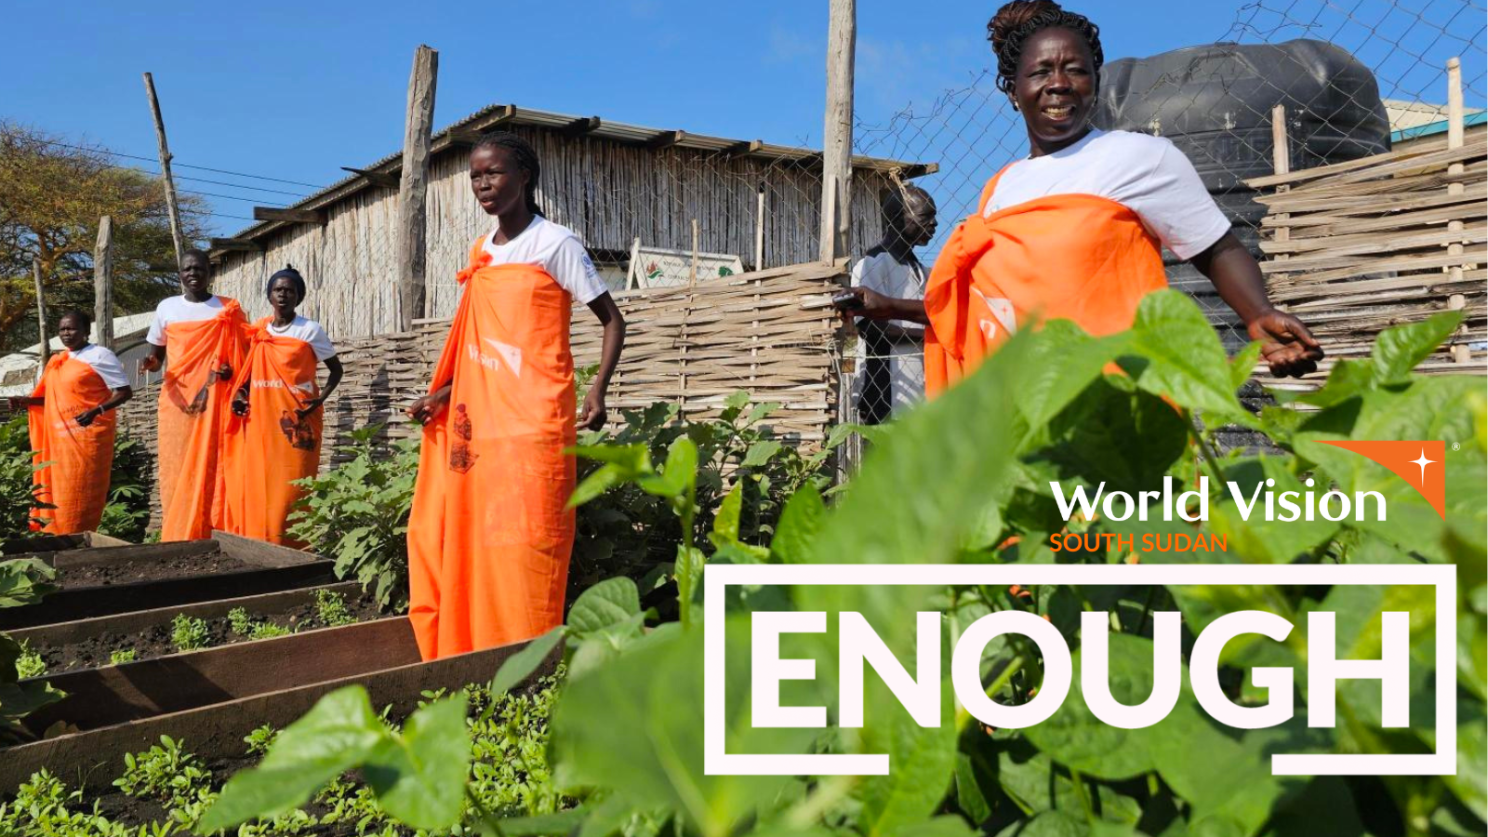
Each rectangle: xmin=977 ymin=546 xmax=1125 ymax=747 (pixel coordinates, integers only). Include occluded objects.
xmin=146 ymin=295 xmax=227 ymax=346
xmin=481 ymin=216 xmax=609 ymax=304
xmin=71 ymin=344 xmax=129 ymax=390
xmin=265 ymin=316 xmax=337 ymax=361
xmin=851 ymin=252 xmax=926 ymax=334
xmin=983 ymin=129 xmax=1231 ymax=261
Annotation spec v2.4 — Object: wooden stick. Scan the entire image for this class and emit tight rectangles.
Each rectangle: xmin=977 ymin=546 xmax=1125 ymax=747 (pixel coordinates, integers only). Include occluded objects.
xmin=819 ymin=0 xmax=855 ymax=262
xmin=690 ymin=219 xmax=700 ymax=286
xmin=142 ymin=73 xmax=186 ymax=266
xmin=396 ymin=45 xmax=438 ymax=332
xmin=93 ymin=216 xmax=114 ymax=350
xmin=1447 ymin=57 xmax=1470 ymax=362
xmin=1271 ymin=105 xmax=1291 ymax=272
xmin=755 ymin=183 xmax=766 ymax=271
xmin=32 ymin=258 xmax=49 ymax=374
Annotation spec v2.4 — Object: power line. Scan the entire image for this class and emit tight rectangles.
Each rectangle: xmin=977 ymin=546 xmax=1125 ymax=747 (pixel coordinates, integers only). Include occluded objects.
xmin=24 ymin=137 xmax=329 ymax=190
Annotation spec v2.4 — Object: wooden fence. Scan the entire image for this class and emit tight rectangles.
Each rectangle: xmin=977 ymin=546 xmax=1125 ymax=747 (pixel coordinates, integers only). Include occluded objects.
xmin=119 ymin=261 xmax=851 ymax=526
xmin=1245 ymin=116 xmax=1486 ymax=394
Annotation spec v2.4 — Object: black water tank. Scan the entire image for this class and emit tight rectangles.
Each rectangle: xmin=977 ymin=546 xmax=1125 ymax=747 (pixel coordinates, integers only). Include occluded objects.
xmin=1094 ymin=39 xmax=1390 ymax=348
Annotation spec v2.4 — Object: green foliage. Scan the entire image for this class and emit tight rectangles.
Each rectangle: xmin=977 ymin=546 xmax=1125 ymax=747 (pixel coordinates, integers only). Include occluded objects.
xmin=0 ymin=413 xmax=51 ymax=541
xmin=170 ymin=614 xmax=210 ymax=653
xmin=313 ymin=588 xmax=356 ymax=628
xmin=227 ymin=607 xmax=254 ymax=637
xmin=287 ymin=426 xmax=418 ymax=612
xmin=114 ymin=736 xmax=214 ymax=809
xmin=248 ymin=623 xmax=291 ymax=640
xmin=14 ymin=638 xmax=45 ymax=679
xmin=243 ymin=724 xmax=278 ymax=757
xmin=568 ymin=393 xmax=852 ymax=603
xmin=98 ymin=432 xmax=152 ymax=542
xmin=109 ymin=648 xmax=137 ymax=666
xmin=1 ymin=556 xmax=61 ymax=739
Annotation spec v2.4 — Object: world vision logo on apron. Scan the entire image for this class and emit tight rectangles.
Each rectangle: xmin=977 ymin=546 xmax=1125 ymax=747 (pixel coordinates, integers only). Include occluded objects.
xmin=1316 ymin=440 xmax=1447 ymax=518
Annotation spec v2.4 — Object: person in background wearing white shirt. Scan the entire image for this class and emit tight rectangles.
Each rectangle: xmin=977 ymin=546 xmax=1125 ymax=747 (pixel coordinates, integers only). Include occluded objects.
xmin=9 ymin=310 xmax=133 ymax=534
xmin=404 ymin=132 xmax=626 ymax=660
xmin=218 ymin=265 xmax=343 ymax=545
xmin=849 ymin=0 xmax=1322 ymax=396
xmin=138 ymin=250 xmax=248 ymax=541
xmin=843 ymin=184 xmax=938 ymax=423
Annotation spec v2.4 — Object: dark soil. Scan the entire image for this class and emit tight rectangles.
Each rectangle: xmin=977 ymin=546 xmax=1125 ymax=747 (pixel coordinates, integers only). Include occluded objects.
xmin=57 ymin=550 xmax=251 ymax=590
xmin=37 ymin=593 xmax=387 ymax=673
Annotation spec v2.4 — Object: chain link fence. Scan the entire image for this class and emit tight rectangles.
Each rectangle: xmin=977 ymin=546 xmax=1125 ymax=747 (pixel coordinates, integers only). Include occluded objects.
xmin=842 ymin=0 xmax=1486 ymax=429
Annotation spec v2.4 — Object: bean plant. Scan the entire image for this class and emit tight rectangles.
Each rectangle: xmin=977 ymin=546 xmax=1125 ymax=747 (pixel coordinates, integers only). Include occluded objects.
xmin=200 ymin=293 xmax=1486 ymax=837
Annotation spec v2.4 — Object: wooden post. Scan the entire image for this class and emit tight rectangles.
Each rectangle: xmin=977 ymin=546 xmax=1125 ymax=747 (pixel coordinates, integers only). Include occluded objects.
xmin=819 ymin=0 xmax=855 ymax=263
xmin=93 ymin=216 xmax=115 ymax=349
xmin=755 ymin=183 xmax=767 ymax=271
xmin=396 ymin=45 xmax=438 ymax=332
xmin=142 ymin=73 xmax=186 ymax=266
xmin=1270 ymin=105 xmax=1291 ymax=263
xmin=32 ymin=259 xmax=49 ymax=373
xmin=690 ymin=219 xmax=700 ymax=286
xmin=1446 ymin=57 xmax=1469 ymax=362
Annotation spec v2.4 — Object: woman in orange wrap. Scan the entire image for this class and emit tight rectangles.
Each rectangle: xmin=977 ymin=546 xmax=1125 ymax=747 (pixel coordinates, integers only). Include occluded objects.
xmin=844 ymin=0 xmax=1323 ymax=393
xmin=405 ymin=132 xmax=627 ymax=660
xmin=219 ymin=265 xmax=343 ymax=545
xmin=139 ymin=250 xmax=248 ymax=541
xmin=9 ymin=311 xmax=133 ymax=534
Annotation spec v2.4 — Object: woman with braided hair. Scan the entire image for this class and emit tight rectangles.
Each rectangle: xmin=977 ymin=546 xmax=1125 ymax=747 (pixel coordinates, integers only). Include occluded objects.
xmin=405 ymin=131 xmax=626 ymax=660
xmin=849 ymin=0 xmax=1323 ymax=393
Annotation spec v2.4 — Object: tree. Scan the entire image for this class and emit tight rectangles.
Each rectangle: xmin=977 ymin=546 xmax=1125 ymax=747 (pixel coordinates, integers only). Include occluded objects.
xmin=0 ymin=122 xmax=209 ymax=353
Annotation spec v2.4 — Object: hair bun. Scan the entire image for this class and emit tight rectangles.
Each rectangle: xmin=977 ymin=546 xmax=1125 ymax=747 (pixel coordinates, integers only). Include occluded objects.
xmin=989 ymin=0 xmax=1062 ymax=53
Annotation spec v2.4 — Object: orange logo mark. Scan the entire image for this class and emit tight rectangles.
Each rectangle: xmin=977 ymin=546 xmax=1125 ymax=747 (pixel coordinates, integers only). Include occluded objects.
xmin=1317 ymin=440 xmax=1445 ymax=519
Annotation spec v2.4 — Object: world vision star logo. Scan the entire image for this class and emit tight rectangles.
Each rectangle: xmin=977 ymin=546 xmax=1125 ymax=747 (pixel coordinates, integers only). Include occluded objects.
xmin=1316 ymin=440 xmax=1445 ymax=518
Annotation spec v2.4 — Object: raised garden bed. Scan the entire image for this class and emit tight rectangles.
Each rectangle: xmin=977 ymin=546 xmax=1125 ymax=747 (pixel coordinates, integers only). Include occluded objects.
xmin=1 ymin=618 xmax=554 ymax=793
xmin=7 ymin=582 xmax=383 ymax=673
xmin=0 ymin=533 xmax=335 ymax=630
xmin=1 ymin=531 xmax=133 ymax=556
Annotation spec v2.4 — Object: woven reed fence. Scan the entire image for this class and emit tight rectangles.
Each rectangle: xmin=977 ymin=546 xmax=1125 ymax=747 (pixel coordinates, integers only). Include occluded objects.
xmin=119 ymin=261 xmax=850 ymax=527
xmin=1245 ymin=128 xmax=1487 ymax=395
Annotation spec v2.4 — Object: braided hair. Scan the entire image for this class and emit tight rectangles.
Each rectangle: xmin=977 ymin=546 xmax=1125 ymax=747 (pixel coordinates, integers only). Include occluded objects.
xmin=987 ymin=0 xmax=1104 ymax=96
xmin=472 ymin=131 xmax=544 ymax=216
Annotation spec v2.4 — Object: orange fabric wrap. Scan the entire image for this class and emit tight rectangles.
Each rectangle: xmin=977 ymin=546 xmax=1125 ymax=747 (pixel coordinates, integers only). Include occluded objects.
xmin=218 ymin=320 xmax=323 ymax=545
xmin=156 ymin=299 xmax=248 ymax=541
xmin=27 ymin=354 xmax=116 ymax=534
xmin=407 ymin=241 xmax=577 ymax=660
xmin=924 ymin=171 xmax=1169 ymax=395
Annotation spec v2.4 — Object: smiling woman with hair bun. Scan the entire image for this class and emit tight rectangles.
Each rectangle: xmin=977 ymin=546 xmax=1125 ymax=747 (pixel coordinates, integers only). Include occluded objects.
xmin=849 ymin=0 xmax=1325 ymax=393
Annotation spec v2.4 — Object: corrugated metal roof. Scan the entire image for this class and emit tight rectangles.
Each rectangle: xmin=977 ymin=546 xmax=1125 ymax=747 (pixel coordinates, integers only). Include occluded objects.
xmin=215 ymin=102 xmax=936 ymax=251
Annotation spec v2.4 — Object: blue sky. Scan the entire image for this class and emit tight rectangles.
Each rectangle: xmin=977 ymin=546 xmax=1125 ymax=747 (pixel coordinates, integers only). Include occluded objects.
xmin=6 ymin=1 xmax=1484 ymax=236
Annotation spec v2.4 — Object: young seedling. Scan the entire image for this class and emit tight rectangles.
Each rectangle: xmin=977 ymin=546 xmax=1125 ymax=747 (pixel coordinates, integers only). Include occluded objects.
xmin=227 ymin=607 xmax=254 ymax=636
xmin=170 ymin=614 xmax=210 ymax=652
xmin=248 ymin=622 xmax=292 ymax=640
xmin=113 ymin=735 xmax=212 ymax=806
xmin=109 ymin=649 xmax=137 ymax=666
xmin=314 ymin=589 xmax=356 ymax=628
xmin=242 ymin=724 xmax=278 ymax=756
xmin=14 ymin=640 xmax=45 ymax=679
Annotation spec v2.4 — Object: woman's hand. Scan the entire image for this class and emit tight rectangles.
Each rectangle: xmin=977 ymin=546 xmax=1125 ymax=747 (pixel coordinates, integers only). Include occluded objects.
xmin=185 ymin=386 xmax=211 ymax=415
xmin=215 ymin=361 xmax=233 ymax=381
xmin=405 ymin=388 xmax=451 ymax=424
xmin=579 ymin=389 xmax=607 ymax=430
xmin=138 ymin=355 xmax=162 ymax=373
xmin=231 ymin=395 xmax=250 ymax=418
xmin=7 ymin=396 xmax=34 ymax=411
xmin=296 ymin=396 xmax=325 ymax=420
xmin=74 ymin=407 xmax=102 ymax=428
xmin=1247 ymin=309 xmax=1324 ymax=379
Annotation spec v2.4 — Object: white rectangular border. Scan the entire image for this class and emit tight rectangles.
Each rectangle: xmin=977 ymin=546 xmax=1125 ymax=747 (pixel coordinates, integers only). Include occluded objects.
xmin=703 ymin=563 xmax=1457 ymax=777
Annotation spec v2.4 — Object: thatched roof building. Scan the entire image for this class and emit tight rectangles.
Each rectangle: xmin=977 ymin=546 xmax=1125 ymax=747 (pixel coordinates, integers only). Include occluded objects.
xmin=209 ymin=103 xmax=934 ymax=339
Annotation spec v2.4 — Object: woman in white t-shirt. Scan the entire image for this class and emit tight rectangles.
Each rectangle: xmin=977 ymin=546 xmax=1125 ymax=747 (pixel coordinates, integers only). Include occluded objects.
xmin=849 ymin=0 xmax=1323 ymax=395
xmin=404 ymin=132 xmax=627 ymax=660
xmin=218 ymin=265 xmax=342 ymax=545
xmin=8 ymin=310 xmax=133 ymax=534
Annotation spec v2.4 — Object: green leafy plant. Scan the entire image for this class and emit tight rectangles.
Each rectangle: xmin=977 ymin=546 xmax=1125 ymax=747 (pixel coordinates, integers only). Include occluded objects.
xmin=568 ymin=393 xmax=852 ymax=600
xmin=114 ymin=735 xmax=214 ymax=809
xmin=200 ymin=293 xmax=1484 ymax=837
xmin=1 ymin=557 xmax=62 ymax=740
xmin=0 ymin=414 xmax=55 ymax=542
xmin=109 ymin=648 xmax=136 ymax=666
xmin=288 ymin=426 xmax=419 ymax=612
xmin=243 ymin=724 xmax=278 ymax=757
xmin=227 ymin=607 xmax=254 ymax=636
xmin=98 ymin=433 xmax=152 ymax=542
xmin=170 ymin=614 xmax=210 ymax=653
xmin=248 ymin=622 xmax=292 ymax=640
xmin=14 ymin=639 xmax=45 ymax=679
xmin=313 ymin=588 xmax=356 ymax=628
